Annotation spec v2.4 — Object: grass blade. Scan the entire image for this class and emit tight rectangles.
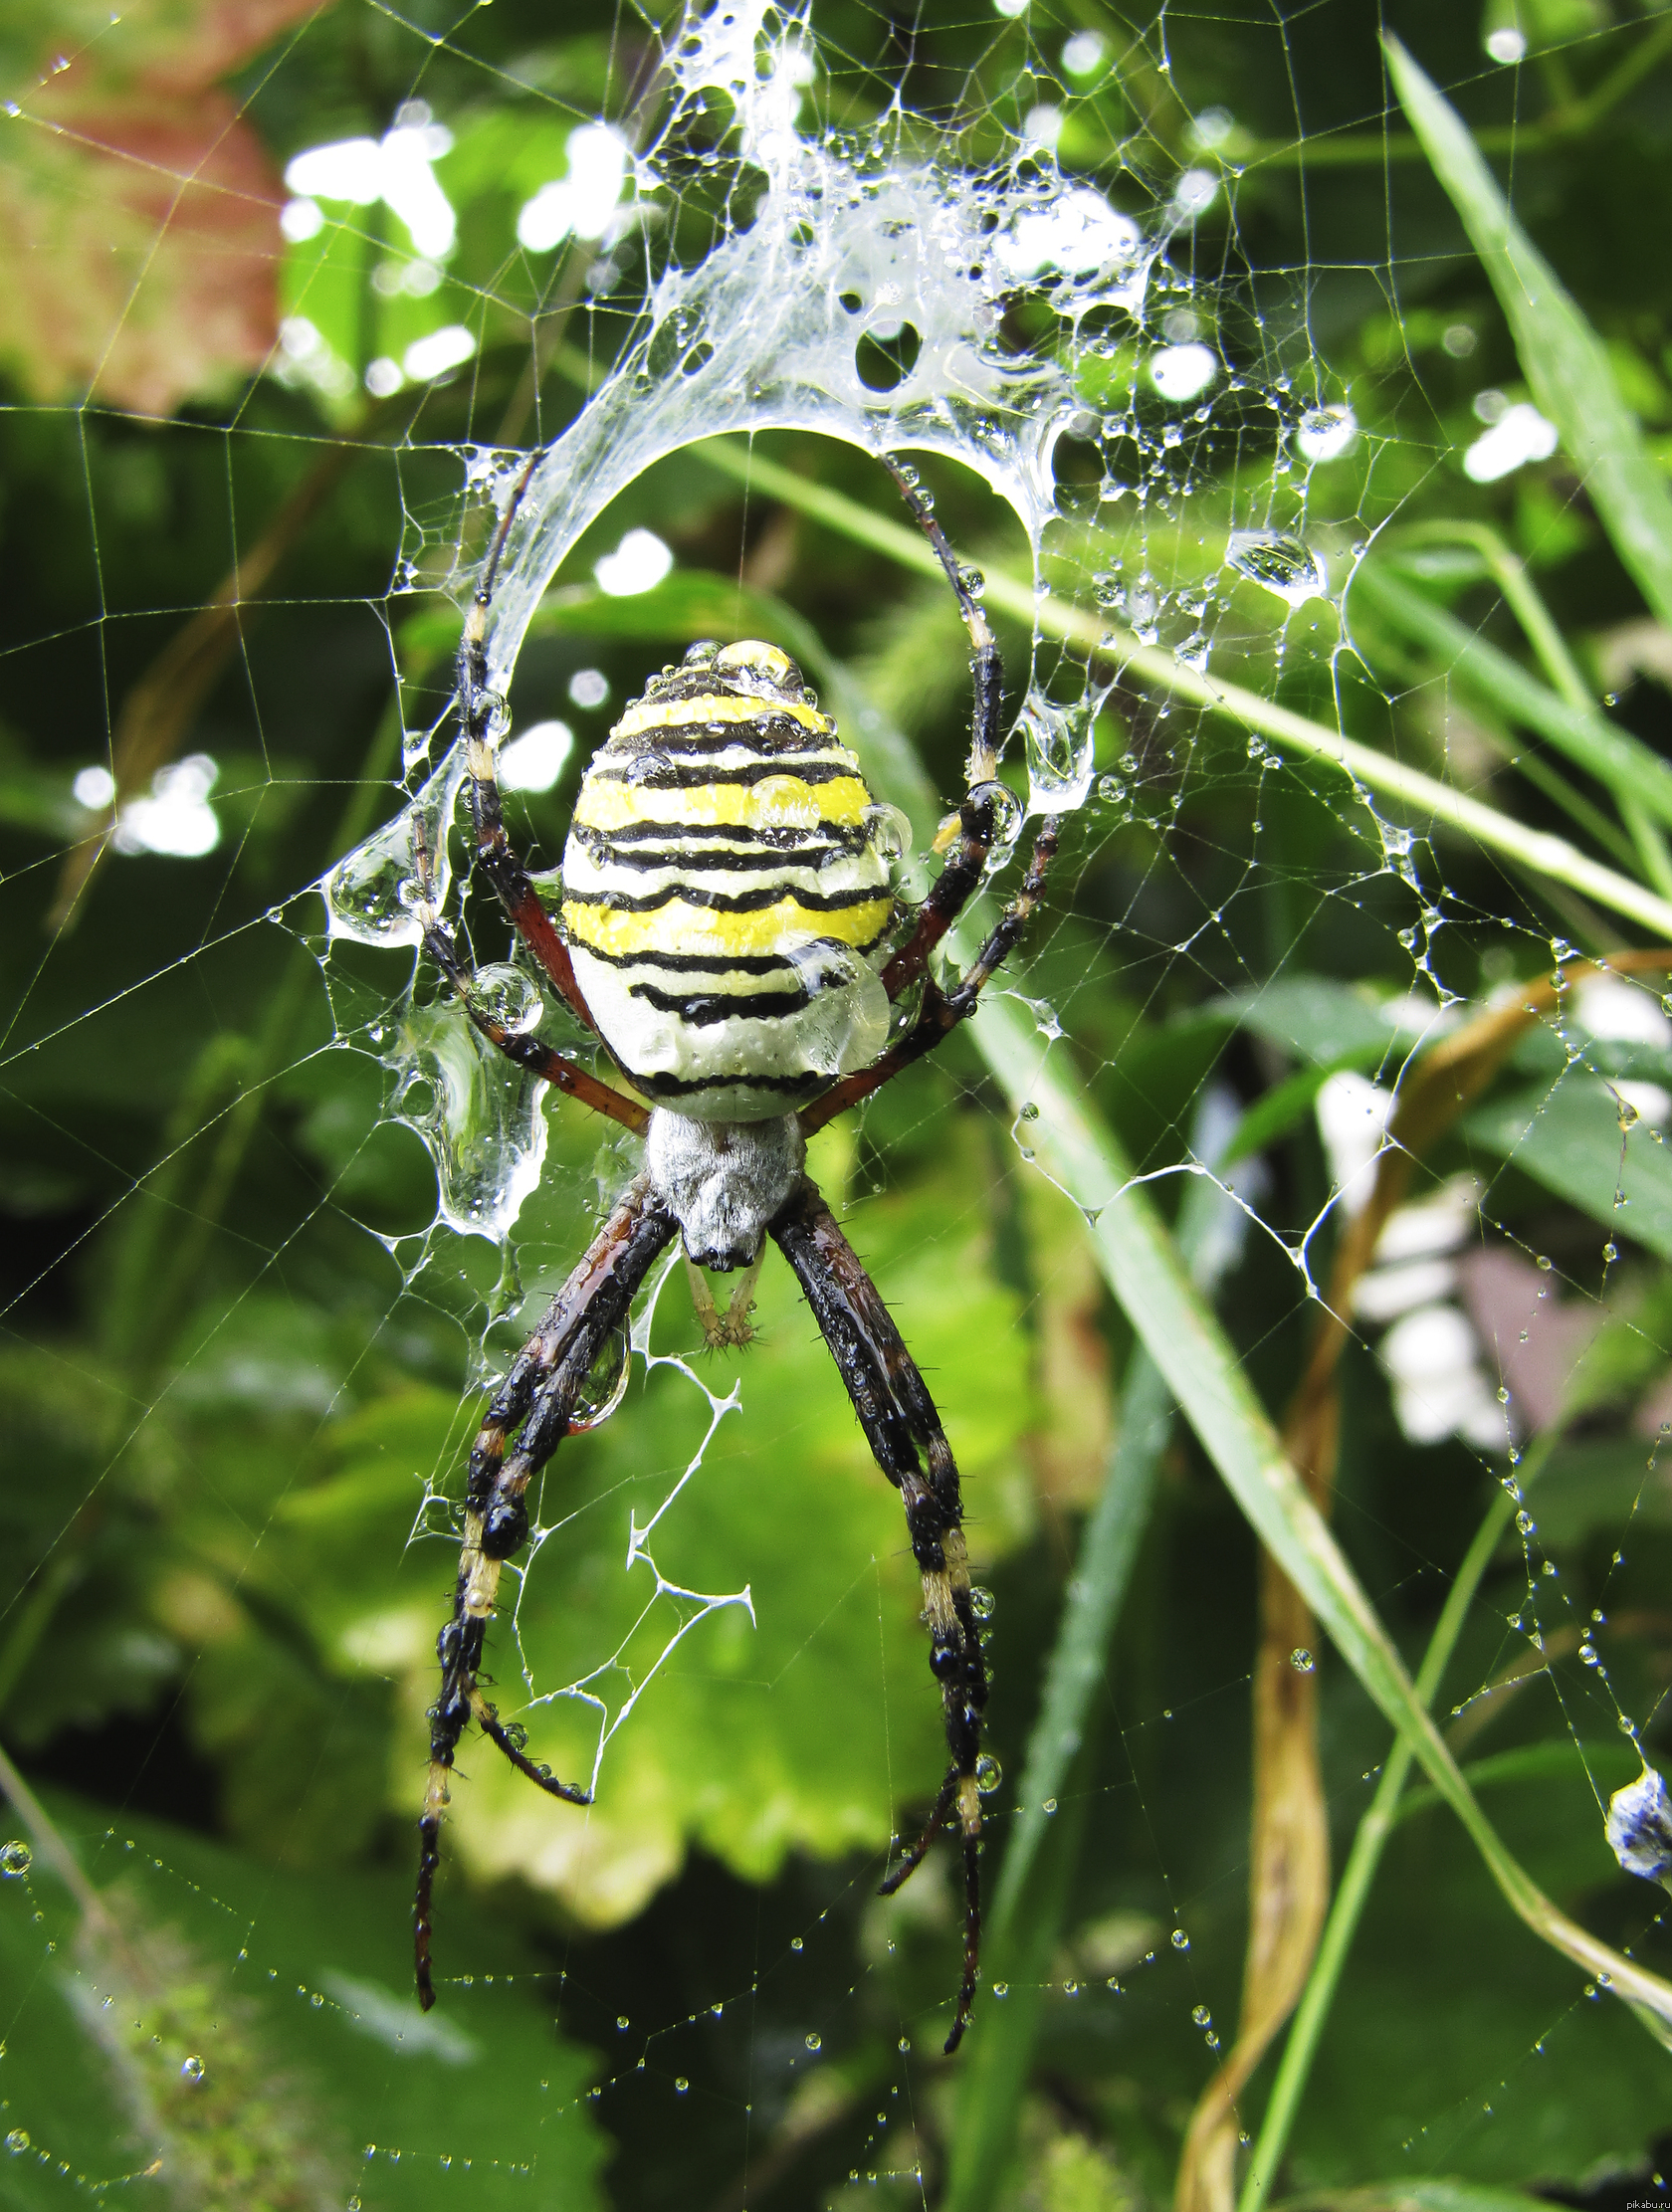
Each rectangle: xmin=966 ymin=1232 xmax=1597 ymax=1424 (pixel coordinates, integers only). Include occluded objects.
xmin=1384 ymin=35 xmax=1672 ymax=635
xmin=959 ymin=976 xmax=1672 ymax=2045
xmin=945 ymin=1192 xmax=1222 ymax=2211
xmin=1352 ymin=560 xmax=1672 ymax=831
xmin=1237 ymin=1478 xmax=1523 ymax=2211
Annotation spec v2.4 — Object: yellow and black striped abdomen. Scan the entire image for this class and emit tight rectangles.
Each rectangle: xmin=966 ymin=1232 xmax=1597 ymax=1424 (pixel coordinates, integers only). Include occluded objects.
xmin=560 ymin=641 xmax=900 ymax=1120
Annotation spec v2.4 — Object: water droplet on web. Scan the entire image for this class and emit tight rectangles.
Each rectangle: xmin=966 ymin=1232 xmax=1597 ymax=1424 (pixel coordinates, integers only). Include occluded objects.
xmin=975 ymin=1753 xmax=1002 ymax=1794
xmin=0 ymin=1841 xmax=32 ymax=1877
xmin=675 ymin=2077 xmax=690 ymax=2093
xmin=323 ymin=754 xmax=466 ymax=949
xmin=1171 ymin=1927 xmax=1190 ymax=1950
xmin=804 ymin=2032 xmax=821 ymax=2052
xmin=180 ymin=2055 xmax=205 ymax=2082
xmin=992 ymin=1981 xmax=1010 ymax=1999
xmin=1192 ymin=2004 xmax=1211 ymax=2025
xmin=1516 ymin=1510 xmax=1536 ymax=1535
xmin=1603 ymin=1242 xmax=1618 ymax=1262
xmin=790 ymin=1936 xmax=803 ymax=1952
xmin=1042 ymin=1797 xmax=1058 ymax=1816
xmin=1290 ymin=1647 xmax=1315 ymax=1673
xmin=1017 ymin=688 xmax=1099 ymax=815
xmin=1226 ymin=529 xmax=1328 ymax=606
xmin=616 ymin=2015 xmax=630 ymax=2031
xmin=1536 ymin=1254 xmax=1552 ymax=1271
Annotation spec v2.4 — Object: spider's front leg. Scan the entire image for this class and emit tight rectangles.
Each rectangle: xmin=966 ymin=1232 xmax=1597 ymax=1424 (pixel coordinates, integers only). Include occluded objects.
xmin=416 ymin=1174 xmax=678 ymax=2009
xmin=769 ymin=1175 xmax=989 ymax=2054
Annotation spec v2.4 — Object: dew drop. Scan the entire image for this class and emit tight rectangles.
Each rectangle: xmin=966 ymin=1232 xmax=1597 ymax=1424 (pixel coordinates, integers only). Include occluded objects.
xmin=790 ymin=1936 xmax=803 ymax=1952
xmin=805 ymin=2032 xmax=822 ymax=2053
xmin=180 ymin=2055 xmax=205 ymax=2082
xmin=5 ymin=2131 xmax=28 ymax=2155
xmin=975 ymin=1753 xmax=1002 ymax=1795
xmin=1042 ymin=1797 xmax=1058 ymax=1816
xmin=0 ymin=1841 xmax=32 ymax=1878
xmin=675 ymin=2077 xmax=690 ymax=2094
xmin=970 ymin=1586 xmax=997 ymax=1620
xmin=1171 ymin=1927 xmax=1190 ymax=1951
xmin=992 ymin=1981 xmax=1010 ymax=1999
xmin=1290 ymin=1647 xmax=1315 ymax=1673
xmin=1191 ymin=2004 xmax=1211 ymax=2026
xmin=1226 ymin=529 xmax=1327 ymax=606
xmin=616 ymin=2016 xmax=630 ymax=2032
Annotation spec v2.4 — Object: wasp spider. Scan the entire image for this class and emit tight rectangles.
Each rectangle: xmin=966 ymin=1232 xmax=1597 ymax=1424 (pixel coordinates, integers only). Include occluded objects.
xmin=413 ymin=456 xmax=1058 ymax=2053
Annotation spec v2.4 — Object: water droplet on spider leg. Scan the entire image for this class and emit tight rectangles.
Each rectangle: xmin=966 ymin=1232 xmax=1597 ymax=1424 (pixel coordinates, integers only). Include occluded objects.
xmin=969 ymin=1586 xmax=996 ymax=1619
xmin=469 ymin=963 xmax=544 ymax=1037
xmin=975 ymin=1754 xmax=1002 ymax=1794
xmin=566 ymin=1323 xmax=632 ymax=1434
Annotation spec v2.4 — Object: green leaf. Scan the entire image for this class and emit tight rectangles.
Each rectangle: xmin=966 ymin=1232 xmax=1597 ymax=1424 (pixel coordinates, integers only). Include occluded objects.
xmin=1353 ymin=561 xmax=1672 ymax=831
xmin=1384 ymin=36 xmax=1672 ymax=636
xmin=312 ymin=1121 xmax=1035 ymax=1936
xmin=1217 ymin=976 xmax=1404 ymax=1066
xmin=1465 ymin=1077 xmax=1672 ymax=1262
xmin=0 ymin=1791 xmax=607 ymax=2211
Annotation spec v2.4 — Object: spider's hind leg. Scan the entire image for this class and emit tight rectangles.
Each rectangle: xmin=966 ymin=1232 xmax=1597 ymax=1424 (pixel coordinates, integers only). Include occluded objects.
xmin=415 ymin=1174 xmax=678 ymax=2009
xmin=769 ymin=1175 xmax=988 ymax=2054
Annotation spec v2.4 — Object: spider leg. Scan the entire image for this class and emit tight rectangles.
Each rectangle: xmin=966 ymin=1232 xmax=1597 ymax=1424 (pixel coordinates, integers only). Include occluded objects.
xmin=769 ymin=1173 xmax=987 ymax=2055
xmin=415 ymin=1174 xmax=678 ymax=2009
xmin=799 ymin=814 xmax=1059 ymax=1136
xmin=419 ymin=908 xmax=648 ymax=1135
xmin=448 ymin=459 xmax=604 ymax=1038
xmin=871 ymin=455 xmax=1016 ymax=1009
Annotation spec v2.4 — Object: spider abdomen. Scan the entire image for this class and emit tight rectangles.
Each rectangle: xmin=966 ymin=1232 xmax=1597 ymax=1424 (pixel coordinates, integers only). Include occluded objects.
xmin=560 ymin=641 xmax=900 ymax=1121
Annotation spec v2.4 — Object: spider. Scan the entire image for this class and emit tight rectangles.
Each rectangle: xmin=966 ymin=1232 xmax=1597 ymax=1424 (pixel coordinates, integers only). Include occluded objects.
xmin=411 ymin=453 xmax=1059 ymax=2054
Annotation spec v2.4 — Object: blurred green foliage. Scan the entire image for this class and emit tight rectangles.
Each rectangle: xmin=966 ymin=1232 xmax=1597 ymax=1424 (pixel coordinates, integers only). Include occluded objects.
xmin=5 ymin=2 xmax=1672 ymax=2208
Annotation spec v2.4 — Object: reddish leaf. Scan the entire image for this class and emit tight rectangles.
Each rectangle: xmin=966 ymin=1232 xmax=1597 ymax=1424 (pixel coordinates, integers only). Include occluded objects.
xmin=2 ymin=0 xmax=322 ymax=413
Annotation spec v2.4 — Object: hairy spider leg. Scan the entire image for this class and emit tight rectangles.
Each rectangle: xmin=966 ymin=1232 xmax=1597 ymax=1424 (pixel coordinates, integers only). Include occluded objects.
xmin=415 ymin=1175 xmax=678 ymax=2010
xmin=799 ymin=814 xmax=1061 ymax=1137
xmin=769 ymin=1176 xmax=987 ymax=2055
xmin=871 ymin=453 xmax=1014 ymax=1008
xmin=419 ymin=910 xmax=648 ymax=1135
xmin=453 ymin=457 xmax=602 ymax=1038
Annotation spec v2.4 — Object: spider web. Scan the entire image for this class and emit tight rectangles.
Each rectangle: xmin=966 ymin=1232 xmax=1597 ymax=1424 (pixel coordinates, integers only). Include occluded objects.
xmin=4 ymin=0 xmax=1672 ymax=2204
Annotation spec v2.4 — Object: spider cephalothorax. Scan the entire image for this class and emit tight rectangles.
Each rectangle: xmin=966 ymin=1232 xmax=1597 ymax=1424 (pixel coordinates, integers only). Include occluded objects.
xmin=411 ymin=457 xmax=1059 ymax=2053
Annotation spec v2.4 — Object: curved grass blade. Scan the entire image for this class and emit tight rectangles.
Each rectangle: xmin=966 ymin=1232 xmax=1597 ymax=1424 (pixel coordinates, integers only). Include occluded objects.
xmin=1383 ymin=34 xmax=1672 ymax=637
